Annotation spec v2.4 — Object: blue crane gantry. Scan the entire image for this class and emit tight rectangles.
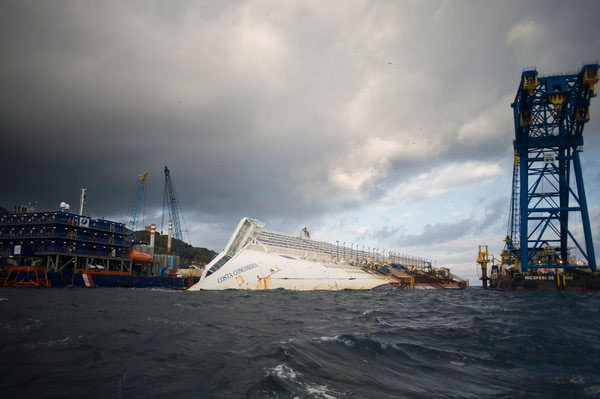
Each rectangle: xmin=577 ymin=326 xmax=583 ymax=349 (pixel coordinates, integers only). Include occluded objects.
xmin=126 ymin=171 xmax=148 ymax=234
xmin=162 ymin=166 xmax=188 ymax=266
xmin=507 ymin=63 xmax=599 ymax=272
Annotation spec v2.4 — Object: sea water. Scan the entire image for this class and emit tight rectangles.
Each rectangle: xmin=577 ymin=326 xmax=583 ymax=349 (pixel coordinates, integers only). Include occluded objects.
xmin=1 ymin=288 xmax=599 ymax=398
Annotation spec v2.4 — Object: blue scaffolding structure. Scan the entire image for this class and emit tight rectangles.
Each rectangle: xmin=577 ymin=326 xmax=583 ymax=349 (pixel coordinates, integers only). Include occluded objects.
xmin=508 ymin=64 xmax=599 ymax=272
xmin=0 ymin=211 xmax=131 ymax=273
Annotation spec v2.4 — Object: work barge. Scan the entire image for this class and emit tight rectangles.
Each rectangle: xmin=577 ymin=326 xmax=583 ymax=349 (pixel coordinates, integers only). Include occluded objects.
xmin=0 ymin=166 xmax=202 ymax=289
xmin=0 ymin=206 xmax=195 ymax=289
xmin=478 ymin=63 xmax=600 ymax=292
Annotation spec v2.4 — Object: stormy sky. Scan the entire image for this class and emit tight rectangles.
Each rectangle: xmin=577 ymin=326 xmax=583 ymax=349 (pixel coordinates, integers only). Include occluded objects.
xmin=2 ymin=0 xmax=599 ymax=282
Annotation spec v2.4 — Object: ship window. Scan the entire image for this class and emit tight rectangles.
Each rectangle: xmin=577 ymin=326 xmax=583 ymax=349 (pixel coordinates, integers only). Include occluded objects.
xmin=226 ymin=219 xmax=252 ymax=257
xmin=205 ymin=254 xmax=232 ymax=277
xmin=205 ymin=218 xmax=260 ymax=278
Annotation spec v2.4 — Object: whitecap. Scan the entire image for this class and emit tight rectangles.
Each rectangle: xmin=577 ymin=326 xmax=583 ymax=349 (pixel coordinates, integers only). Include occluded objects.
xmin=303 ymin=382 xmax=338 ymax=399
xmin=584 ymin=385 xmax=600 ymax=394
xmin=279 ymin=335 xmax=340 ymax=345
xmin=569 ymin=375 xmax=585 ymax=384
xmin=43 ymin=336 xmax=71 ymax=348
xmin=25 ymin=336 xmax=71 ymax=350
xmin=148 ymin=288 xmax=179 ymax=293
xmin=313 ymin=335 xmax=340 ymax=342
xmin=267 ymin=364 xmax=300 ymax=380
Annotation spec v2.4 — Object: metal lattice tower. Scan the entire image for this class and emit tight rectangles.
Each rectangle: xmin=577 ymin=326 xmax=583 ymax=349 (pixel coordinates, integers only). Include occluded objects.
xmin=162 ymin=166 xmax=186 ymax=241
xmin=161 ymin=166 xmax=189 ymax=266
xmin=509 ymin=63 xmax=599 ymax=272
xmin=161 ymin=165 xmax=191 ymax=264
xmin=126 ymin=171 xmax=148 ymax=233
xmin=506 ymin=150 xmax=521 ymax=249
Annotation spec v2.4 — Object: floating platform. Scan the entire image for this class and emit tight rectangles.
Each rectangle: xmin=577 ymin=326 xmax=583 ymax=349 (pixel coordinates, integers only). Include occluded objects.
xmin=0 ymin=209 xmax=192 ymax=290
xmin=490 ymin=271 xmax=600 ymax=292
xmin=478 ymin=246 xmax=600 ymax=292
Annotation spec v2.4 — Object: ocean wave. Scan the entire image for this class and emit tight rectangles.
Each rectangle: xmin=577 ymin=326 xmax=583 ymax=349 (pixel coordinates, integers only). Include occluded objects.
xmin=24 ymin=336 xmax=71 ymax=350
xmin=585 ymin=385 xmax=600 ymax=394
xmin=302 ymin=382 xmax=339 ymax=399
xmin=0 ymin=318 xmax=43 ymax=332
xmin=145 ymin=316 xmax=203 ymax=327
xmin=267 ymin=364 xmax=299 ymax=380
xmin=248 ymin=364 xmax=341 ymax=399
xmin=2 ymin=288 xmax=600 ymax=398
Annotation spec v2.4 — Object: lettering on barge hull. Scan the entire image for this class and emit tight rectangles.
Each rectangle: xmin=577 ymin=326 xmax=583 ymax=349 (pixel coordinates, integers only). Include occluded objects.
xmin=524 ymin=275 xmax=573 ymax=281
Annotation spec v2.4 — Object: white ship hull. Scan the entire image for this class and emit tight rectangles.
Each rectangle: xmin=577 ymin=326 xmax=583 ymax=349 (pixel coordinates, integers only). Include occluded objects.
xmin=188 ymin=217 xmax=444 ymax=291
xmin=189 ymin=247 xmax=394 ymax=291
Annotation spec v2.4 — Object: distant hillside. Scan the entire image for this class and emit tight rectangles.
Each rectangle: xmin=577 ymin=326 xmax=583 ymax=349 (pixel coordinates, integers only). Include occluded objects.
xmin=0 ymin=206 xmax=6 ymax=213
xmin=133 ymin=230 xmax=217 ymax=266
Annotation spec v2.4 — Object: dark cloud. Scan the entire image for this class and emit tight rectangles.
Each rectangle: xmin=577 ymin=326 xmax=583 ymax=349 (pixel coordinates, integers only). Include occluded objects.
xmin=1 ymin=0 xmax=599 ymax=251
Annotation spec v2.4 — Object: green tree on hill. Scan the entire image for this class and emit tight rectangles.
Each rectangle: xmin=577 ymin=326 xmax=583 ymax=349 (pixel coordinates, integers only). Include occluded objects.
xmin=133 ymin=230 xmax=217 ymax=266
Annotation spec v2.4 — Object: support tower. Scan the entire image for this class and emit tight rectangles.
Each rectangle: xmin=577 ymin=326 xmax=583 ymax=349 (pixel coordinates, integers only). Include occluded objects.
xmin=126 ymin=171 xmax=148 ymax=233
xmin=162 ymin=166 xmax=188 ymax=267
xmin=508 ymin=64 xmax=599 ymax=272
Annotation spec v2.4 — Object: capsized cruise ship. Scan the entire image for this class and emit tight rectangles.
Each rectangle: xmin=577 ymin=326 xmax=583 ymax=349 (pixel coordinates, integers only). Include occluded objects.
xmin=188 ymin=218 xmax=467 ymax=291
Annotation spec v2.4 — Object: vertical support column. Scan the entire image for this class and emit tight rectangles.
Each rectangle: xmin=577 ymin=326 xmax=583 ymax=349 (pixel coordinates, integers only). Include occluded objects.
xmin=519 ymin=147 xmax=529 ymax=273
xmin=481 ymin=264 xmax=488 ymax=289
xmin=573 ymin=151 xmax=597 ymax=271
xmin=559 ymin=147 xmax=569 ymax=264
xmin=477 ymin=245 xmax=489 ymax=289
